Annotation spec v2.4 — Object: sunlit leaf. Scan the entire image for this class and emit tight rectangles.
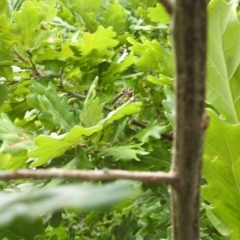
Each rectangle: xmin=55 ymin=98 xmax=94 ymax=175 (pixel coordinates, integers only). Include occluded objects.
xmin=11 ymin=1 xmax=45 ymax=47
xmin=128 ymin=36 xmax=173 ymax=75
xmin=0 ymin=14 xmax=20 ymax=46
xmin=29 ymin=125 xmax=102 ymax=166
xmin=147 ymin=74 xmax=173 ymax=86
xmin=102 ymin=1 xmax=126 ymax=33
xmin=80 ymin=97 xmax=104 ymax=127
xmin=80 ymin=26 xmax=119 ymax=58
xmin=0 ymin=113 xmax=35 ymax=167
xmin=99 ymin=101 xmax=142 ymax=128
xmin=202 ymin=109 xmax=240 ymax=240
xmin=148 ymin=3 xmax=170 ymax=24
xmin=207 ymin=0 xmax=240 ymax=123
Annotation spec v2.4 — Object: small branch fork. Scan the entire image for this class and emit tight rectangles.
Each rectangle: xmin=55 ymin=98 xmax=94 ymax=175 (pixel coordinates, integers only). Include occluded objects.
xmin=0 ymin=169 xmax=177 ymax=185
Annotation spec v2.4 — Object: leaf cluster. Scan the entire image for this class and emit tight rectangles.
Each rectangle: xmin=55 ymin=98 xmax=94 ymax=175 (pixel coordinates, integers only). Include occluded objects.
xmin=0 ymin=0 xmax=174 ymax=239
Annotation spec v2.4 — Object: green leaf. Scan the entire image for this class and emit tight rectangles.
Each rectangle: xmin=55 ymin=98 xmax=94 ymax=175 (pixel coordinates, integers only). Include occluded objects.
xmin=80 ymin=26 xmax=119 ymax=58
xmin=6 ymin=151 xmax=29 ymax=169
xmin=109 ymin=118 xmax=128 ymax=145
xmin=99 ymin=101 xmax=142 ymax=128
xmin=202 ymin=109 xmax=240 ymax=240
xmin=0 ymin=218 xmax=44 ymax=240
xmin=162 ymin=86 xmax=174 ymax=125
xmin=0 ymin=66 xmax=13 ymax=79
xmin=0 ymin=153 xmax=11 ymax=169
xmin=98 ymin=144 xmax=149 ymax=161
xmin=79 ymin=77 xmax=104 ymax=127
xmin=0 ymin=14 xmax=20 ymax=46
xmin=102 ymin=1 xmax=126 ymax=33
xmin=0 ymin=181 xmax=134 ymax=225
xmin=102 ymin=51 xmax=135 ymax=84
xmin=205 ymin=207 xmax=232 ymax=236
xmin=0 ymin=113 xmax=35 ymax=166
xmin=34 ymin=235 xmax=47 ymax=240
xmin=147 ymin=74 xmax=173 ymax=86
xmin=8 ymin=0 xmax=24 ymax=13
xmin=80 ymin=97 xmax=104 ymax=127
xmin=29 ymin=125 xmax=102 ymax=167
xmin=136 ymin=120 xmax=167 ymax=143
xmin=63 ymin=0 xmax=104 ymax=32
xmin=0 ymin=0 xmax=8 ymax=15
xmin=37 ymin=42 xmax=76 ymax=61
xmin=128 ymin=36 xmax=173 ymax=74
xmin=27 ymin=81 xmax=75 ymax=131
xmin=111 ymin=214 xmax=137 ymax=240
xmin=147 ymin=3 xmax=170 ymax=24
xmin=0 ymin=84 xmax=7 ymax=107
xmin=207 ymin=0 xmax=240 ymax=123
xmin=10 ymin=0 xmax=57 ymax=50
xmin=127 ymin=0 xmax=157 ymax=9
xmin=11 ymin=1 xmax=45 ymax=47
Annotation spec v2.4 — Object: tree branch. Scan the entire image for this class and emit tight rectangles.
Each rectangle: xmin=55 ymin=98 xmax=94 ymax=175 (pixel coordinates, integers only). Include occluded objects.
xmin=0 ymin=169 xmax=177 ymax=185
xmin=158 ymin=0 xmax=174 ymax=15
xmin=171 ymin=0 xmax=207 ymax=239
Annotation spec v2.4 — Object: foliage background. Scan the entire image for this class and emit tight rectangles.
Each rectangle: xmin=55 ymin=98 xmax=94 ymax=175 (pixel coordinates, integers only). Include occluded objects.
xmin=0 ymin=0 xmax=239 ymax=239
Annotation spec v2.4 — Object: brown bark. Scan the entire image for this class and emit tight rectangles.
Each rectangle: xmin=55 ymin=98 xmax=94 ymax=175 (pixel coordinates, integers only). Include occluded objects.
xmin=0 ymin=169 xmax=177 ymax=184
xmin=170 ymin=0 xmax=207 ymax=240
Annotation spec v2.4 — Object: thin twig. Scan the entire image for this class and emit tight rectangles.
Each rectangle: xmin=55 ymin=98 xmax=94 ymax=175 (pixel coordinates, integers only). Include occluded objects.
xmin=68 ymin=91 xmax=85 ymax=100
xmin=28 ymin=57 xmax=42 ymax=78
xmin=161 ymin=133 xmax=173 ymax=141
xmin=0 ymin=169 xmax=177 ymax=185
xmin=13 ymin=49 xmax=29 ymax=64
xmin=158 ymin=0 xmax=174 ymax=15
xmin=128 ymin=119 xmax=146 ymax=128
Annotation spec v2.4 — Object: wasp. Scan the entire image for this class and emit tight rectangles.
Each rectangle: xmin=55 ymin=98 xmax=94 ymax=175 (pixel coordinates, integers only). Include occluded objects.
xmin=111 ymin=88 xmax=134 ymax=105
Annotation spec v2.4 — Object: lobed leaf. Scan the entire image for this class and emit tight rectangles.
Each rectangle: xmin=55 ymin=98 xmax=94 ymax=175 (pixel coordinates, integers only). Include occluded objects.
xmin=99 ymin=101 xmax=142 ymax=128
xmin=27 ymin=81 xmax=75 ymax=131
xmin=80 ymin=97 xmax=104 ymax=127
xmin=136 ymin=120 xmax=167 ymax=143
xmin=202 ymin=109 xmax=240 ymax=240
xmin=0 ymin=114 xmax=35 ymax=169
xmin=128 ymin=36 xmax=173 ymax=74
xmin=206 ymin=0 xmax=240 ymax=123
xmin=147 ymin=3 xmax=170 ymax=24
xmin=80 ymin=26 xmax=119 ymax=58
xmin=29 ymin=125 xmax=102 ymax=167
xmin=102 ymin=1 xmax=126 ymax=34
xmin=98 ymin=144 xmax=149 ymax=162
xmin=11 ymin=1 xmax=45 ymax=47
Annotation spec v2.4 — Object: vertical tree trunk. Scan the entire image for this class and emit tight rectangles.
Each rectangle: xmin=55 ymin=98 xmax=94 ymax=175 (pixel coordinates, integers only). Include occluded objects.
xmin=171 ymin=0 xmax=207 ymax=240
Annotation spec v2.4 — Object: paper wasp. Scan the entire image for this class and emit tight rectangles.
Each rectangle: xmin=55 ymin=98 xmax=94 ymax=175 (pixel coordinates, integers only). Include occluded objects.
xmin=111 ymin=88 xmax=134 ymax=105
